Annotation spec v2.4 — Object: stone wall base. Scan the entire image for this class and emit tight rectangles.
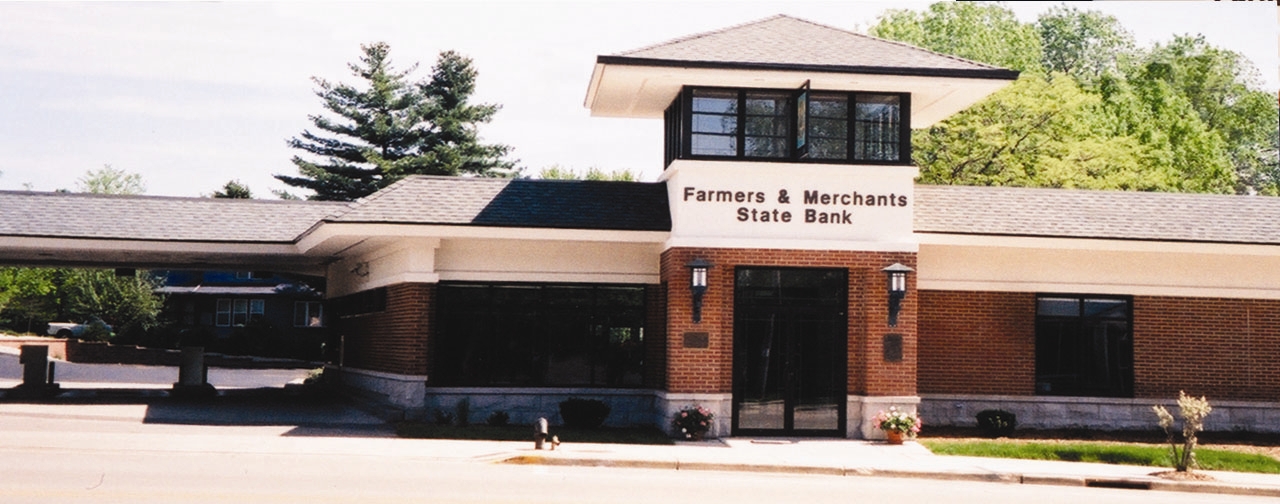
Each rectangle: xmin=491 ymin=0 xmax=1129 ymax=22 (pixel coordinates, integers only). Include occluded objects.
xmin=850 ymin=395 xmax=920 ymax=439
xmin=921 ymin=394 xmax=1280 ymax=433
xmin=422 ymin=387 xmax=660 ymax=428
xmin=339 ymin=367 xmax=428 ymax=412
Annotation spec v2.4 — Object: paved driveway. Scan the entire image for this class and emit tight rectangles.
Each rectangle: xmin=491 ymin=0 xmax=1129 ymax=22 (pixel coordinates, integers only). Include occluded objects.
xmin=0 ymin=347 xmax=311 ymax=389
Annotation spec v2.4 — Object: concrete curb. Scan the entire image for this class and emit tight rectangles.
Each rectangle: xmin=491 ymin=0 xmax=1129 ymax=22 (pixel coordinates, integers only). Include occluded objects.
xmin=501 ymin=455 xmax=1280 ymax=498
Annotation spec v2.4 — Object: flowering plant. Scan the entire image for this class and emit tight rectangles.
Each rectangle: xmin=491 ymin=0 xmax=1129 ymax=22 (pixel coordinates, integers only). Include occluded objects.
xmin=873 ymin=407 xmax=921 ymax=437
xmin=673 ymin=406 xmax=714 ymax=439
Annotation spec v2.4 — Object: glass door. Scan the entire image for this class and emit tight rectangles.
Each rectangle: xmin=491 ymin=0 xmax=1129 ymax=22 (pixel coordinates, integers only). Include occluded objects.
xmin=733 ymin=268 xmax=847 ymax=436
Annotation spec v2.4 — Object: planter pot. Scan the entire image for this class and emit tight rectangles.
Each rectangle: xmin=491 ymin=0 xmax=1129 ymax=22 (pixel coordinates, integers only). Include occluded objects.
xmin=885 ymin=430 xmax=905 ymax=445
xmin=690 ymin=431 xmax=705 ymax=441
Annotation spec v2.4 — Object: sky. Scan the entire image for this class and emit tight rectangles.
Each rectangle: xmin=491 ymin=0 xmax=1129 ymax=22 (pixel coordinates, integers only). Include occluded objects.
xmin=0 ymin=1 xmax=1276 ymax=197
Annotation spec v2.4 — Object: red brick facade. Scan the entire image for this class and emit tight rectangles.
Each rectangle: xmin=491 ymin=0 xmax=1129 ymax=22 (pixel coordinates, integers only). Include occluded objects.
xmin=917 ymin=291 xmax=1280 ymax=402
xmin=1134 ymin=297 xmax=1280 ymax=401
xmin=336 ymin=283 xmax=434 ymax=376
xmin=660 ymin=247 xmax=917 ymax=396
xmin=917 ymin=290 xmax=1035 ymax=395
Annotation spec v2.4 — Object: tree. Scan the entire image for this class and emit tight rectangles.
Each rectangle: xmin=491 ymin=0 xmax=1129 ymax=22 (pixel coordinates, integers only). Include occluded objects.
xmin=276 ymin=43 xmax=514 ymax=201
xmin=1036 ymin=5 xmax=1136 ymax=85
xmin=537 ymin=165 xmax=637 ymax=181
xmin=211 ymin=180 xmax=253 ymax=199
xmin=869 ymin=2 xmax=1042 ymax=73
xmin=872 ymin=2 xmax=1246 ymax=195
xmin=1136 ymin=36 xmax=1279 ymax=195
xmin=78 ymin=165 xmax=145 ymax=195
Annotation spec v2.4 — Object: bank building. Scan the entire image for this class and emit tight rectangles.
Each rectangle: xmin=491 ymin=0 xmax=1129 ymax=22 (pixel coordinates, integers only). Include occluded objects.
xmin=2 ymin=15 xmax=1277 ymax=438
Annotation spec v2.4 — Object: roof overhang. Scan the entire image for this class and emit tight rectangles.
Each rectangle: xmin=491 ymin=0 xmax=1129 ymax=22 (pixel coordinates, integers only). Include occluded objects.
xmin=297 ymin=222 xmax=671 ymax=258
xmin=585 ymin=57 xmax=1018 ymax=127
xmin=0 ymin=235 xmax=326 ymax=274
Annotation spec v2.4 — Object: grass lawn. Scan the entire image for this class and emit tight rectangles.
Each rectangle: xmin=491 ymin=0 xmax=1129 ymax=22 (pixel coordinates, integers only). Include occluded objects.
xmin=920 ymin=439 xmax=1280 ymax=474
xmin=396 ymin=423 xmax=675 ymax=445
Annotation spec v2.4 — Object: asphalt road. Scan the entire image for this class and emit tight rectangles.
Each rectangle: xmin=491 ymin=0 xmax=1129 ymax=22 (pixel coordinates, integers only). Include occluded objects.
xmin=0 ymin=350 xmax=311 ymax=389
xmin=0 ymin=403 xmax=1275 ymax=504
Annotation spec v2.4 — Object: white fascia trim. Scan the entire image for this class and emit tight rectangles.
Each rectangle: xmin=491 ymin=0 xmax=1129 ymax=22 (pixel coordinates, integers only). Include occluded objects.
xmin=299 ymin=222 xmax=668 ymax=253
xmin=437 ymin=270 xmax=660 ymax=284
xmin=918 ymin=233 xmax=1280 ymax=257
xmin=665 ymin=237 xmax=918 ymax=253
xmin=920 ymin=279 xmax=1280 ymax=301
xmin=3 ymin=236 xmax=301 ymax=255
xmin=347 ymin=272 xmax=442 ymax=290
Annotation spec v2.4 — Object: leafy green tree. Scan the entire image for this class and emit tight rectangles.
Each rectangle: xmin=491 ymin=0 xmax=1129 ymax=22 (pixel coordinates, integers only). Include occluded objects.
xmin=538 ymin=165 xmax=637 ymax=181
xmin=211 ymin=180 xmax=253 ymax=199
xmin=277 ymin=43 xmax=514 ymax=201
xmin=0 ymin=268 xmax=56 ymax=333
xmin=1136 ymin=36 xmax=1279 ymax=195
xmin=61 ymin=269 xmax=165 ymax=339
xmin=77 ymin=165 xmax=145 ymax=195
xmin=1036 ymin=5 xmax=1136 ymax=84
xmin=873 ymin=1 xmax=1247 ymax=195
xmin=869 ymin=2 xmax=1042 ymax=72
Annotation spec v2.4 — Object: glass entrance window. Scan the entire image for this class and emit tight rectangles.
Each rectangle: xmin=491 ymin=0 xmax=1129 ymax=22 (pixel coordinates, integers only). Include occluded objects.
xmin=734 ymin=268 xmax=848 ymax=436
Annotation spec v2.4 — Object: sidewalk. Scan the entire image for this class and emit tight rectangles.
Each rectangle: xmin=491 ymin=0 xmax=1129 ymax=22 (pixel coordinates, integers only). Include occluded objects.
xmin=1 ymin=396 xmax=1278 ymax=498
xmin=505 ymin=437 xmax=1280 ymax=498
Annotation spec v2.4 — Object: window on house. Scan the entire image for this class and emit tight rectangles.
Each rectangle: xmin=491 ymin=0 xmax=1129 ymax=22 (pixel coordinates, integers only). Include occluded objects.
xmin=1035 ymin=295 xmax=1133 ymax=397
xmin=675 ymin=87 xmax=907 ymax=165
xmin=218 ymin=298 xmax=264 ymax=327
xmin=435 ymin=283 xmax=647 ymax=387
xmin=853 ymin=94 xmax=902 ymax=161
xmin=294 ymin=301 xmax=323 ymax=328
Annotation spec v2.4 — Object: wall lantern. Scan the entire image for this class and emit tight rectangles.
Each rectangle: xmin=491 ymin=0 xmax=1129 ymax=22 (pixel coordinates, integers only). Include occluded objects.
xmin=687 ymin=259 xmax=713 ymax=323
xmin=882 ymin=263 xmax=914 ymax=327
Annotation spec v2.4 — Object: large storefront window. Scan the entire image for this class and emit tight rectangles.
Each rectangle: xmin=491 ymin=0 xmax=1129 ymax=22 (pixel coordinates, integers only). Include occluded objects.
xmin=1035 ymin=295 xmax=1133 ymax=397
xmin=668 ymin=87 xmax=908 ymax=165
xmin=435 ymin=283 xmax=646 ymax=387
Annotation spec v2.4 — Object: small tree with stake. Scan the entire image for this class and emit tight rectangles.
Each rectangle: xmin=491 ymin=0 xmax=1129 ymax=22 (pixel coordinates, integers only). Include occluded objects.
xmin=1152 ymin=390 xmax=1212 ymax=473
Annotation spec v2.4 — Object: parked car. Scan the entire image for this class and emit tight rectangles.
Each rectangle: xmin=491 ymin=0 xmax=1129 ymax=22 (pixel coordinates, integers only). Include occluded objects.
xmin=46 ymin=318 xmax=112 ymax=339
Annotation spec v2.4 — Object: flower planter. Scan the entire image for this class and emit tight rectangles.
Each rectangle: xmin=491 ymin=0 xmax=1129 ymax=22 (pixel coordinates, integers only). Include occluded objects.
xmin=885 ymin=430 xmax=905 ymax=445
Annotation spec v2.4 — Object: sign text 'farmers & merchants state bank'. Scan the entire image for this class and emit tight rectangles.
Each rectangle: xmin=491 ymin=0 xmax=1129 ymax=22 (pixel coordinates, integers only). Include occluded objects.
xmin=681 ymin=186 xmax=909 ymax=225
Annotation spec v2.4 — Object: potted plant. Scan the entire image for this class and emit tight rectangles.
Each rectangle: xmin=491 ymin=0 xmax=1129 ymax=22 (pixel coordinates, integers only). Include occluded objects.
xmin=873 ymin=407 xmax=921 ymax=444
xmin=673 ymin=405 xmax=714 ymax=440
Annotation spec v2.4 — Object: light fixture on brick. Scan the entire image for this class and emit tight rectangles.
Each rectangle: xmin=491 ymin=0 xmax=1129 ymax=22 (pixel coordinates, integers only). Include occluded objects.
xmin=687 ymin=258 xmax=712 ymax=323
xmin=883 ymin=263 xmax=913 ymax=327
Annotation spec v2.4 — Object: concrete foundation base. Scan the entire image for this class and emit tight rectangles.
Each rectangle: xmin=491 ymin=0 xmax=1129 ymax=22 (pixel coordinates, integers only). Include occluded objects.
xmin=921 ymin=394 xmax=1280 ymax=433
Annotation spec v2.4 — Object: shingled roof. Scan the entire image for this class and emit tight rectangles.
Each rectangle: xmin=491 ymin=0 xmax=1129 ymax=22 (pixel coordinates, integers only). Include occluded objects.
xmin=329 ymin=176 xmax=672 ymax=232
xmin=603 ymin=14 xmax=1017 ymax=80
xmin=915 ymin=185 xmax=1280 ymax=246
xmin=0 ymin=190 xmax=343 ymax=243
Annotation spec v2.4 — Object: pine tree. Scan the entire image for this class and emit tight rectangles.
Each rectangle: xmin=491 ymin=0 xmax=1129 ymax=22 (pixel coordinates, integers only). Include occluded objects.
xmin=276 ymin=43 xmax=514 ymax=201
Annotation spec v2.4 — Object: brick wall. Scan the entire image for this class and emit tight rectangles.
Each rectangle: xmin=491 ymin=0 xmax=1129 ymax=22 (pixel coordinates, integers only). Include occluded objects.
xmin=917 ymin=292 xmax=1280 ymax=402
xmin=917 ymin=290 xmax=1035 ymax=395
xmin=660 ymin=247 xmax=917 ymax=396
xmin=1134 ymin=297 xmax=1280 ymax=401
xmin=336 ymin=283 xmax=434 ymax=376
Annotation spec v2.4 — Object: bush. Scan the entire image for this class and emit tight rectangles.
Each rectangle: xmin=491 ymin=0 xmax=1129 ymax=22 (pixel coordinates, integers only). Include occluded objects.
xmin=487 ymin=411 xmax=510 ymax=427
xmin=559 ymin=398 xmax=611 ymax=429
xmin=432 ymin=409 xmax=455 ymax=426
xmin=976 ymin=409 xmax=1017 ymax=437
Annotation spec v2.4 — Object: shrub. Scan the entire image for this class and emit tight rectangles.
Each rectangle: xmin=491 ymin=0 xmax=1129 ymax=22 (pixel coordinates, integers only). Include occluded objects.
xmin=1153 ymin=390 xmax=1212 ymax=472
xmin=673 ymin=406 xmax=714 ymax=439
xmin=976 ymin=409 xmax=1017 ymax=438
xmin=455 ymin=398 xmax=471 ymax=427
xmin=486 ymin=411 xmax=510 ymax=427
xmin=433 ymin=409 xmax=455 ymax=426
xmin=559 ymin=398 xmax=611 ymax=429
